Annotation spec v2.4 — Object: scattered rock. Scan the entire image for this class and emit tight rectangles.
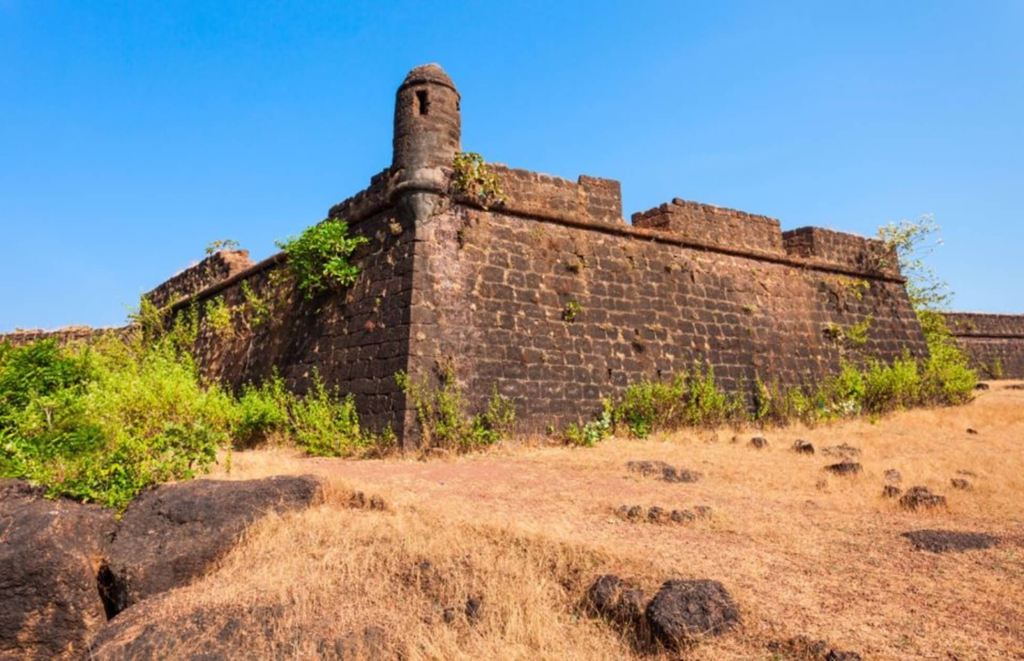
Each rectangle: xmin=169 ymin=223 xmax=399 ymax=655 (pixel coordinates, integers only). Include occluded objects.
xmin=882 ymin=485 xmax=902 ymax=499
xmin=899 ymin=486 xmax=947 ymax=511
xmin=348 ymin=491 xmax=387 ymax=510
xmin=824 ymin=461 xmax=862 ymax=476
xmin=902 ymin=530 xmax=999 ymax=553
xmin=749 ymin=436 xmax=769 ymax=449
xmin=661 ymin=466 xmax=702 ymax=483
xmin=792 ymin=439 xmax=815 ymax=455
xmin=0 ymin=479 xmax=117 ymax=660
xmin=956 ymin=469 xmax=977 ymax=477
xmin=950 ymin=478 xmax=972 ymax=490
xmin=464 ymin=597 xmax=483 ymax=624
xmin=585 ymin=575 xmax=646 ymax=632
xmin=626 ymin=460 xmax=672 ymax=477
xmin=670 ymin=509 xmax=696 ymax=523
xmin=647 ymin=506 xmax=669 ymax=524
xmin=821 ymin=443 xmax=861 ymax=458
xmin=974 ymin=382 xmax=990 ymax=390
xmin=101 ymin=475 xmax=325 ymax=616
xmin=884 ymin=469 xmax=902 ymax=484
xmin=645 ymin=579 xmax=740 ymax=650
xmin=767 ymin=635 xmax=863 ymax=660
xmin=966 ymin=428 xmax=979 ymax=435
xmin=1007 ymin=384 xmax=1024 ymax=390
xmin=616 ymin=505 xmax=706 ymax=526
xmin=626 ymin=460 xmax=701 ymax=483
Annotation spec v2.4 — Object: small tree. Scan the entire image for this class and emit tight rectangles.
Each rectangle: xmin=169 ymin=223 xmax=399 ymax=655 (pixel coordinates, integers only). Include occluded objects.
xmin=878 ymin=215 xmax=976 ymax=398
xmin=876 ymin=214 xmax=951 ymax=312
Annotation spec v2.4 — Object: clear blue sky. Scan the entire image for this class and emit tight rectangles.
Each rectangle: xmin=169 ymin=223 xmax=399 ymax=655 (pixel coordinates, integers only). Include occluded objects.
xmin=2 ymin=1 xmax=1022 ymax=331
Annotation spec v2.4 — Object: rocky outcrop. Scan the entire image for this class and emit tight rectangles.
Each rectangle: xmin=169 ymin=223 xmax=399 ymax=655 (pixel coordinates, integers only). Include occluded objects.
xmin=100 ymin=475 xmax=325 ymax=616
xmin=0 ymin=480 xmax=116 ymax=660
xmin=645 ymin=579 xmax=740 ymax=651
xmin=585 ymin=575 xmax=740 ymax=652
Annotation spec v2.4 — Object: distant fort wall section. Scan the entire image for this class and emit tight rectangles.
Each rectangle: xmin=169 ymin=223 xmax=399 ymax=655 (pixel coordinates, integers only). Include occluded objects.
xmin=943 ymin=313 xmax=1024 ymax=379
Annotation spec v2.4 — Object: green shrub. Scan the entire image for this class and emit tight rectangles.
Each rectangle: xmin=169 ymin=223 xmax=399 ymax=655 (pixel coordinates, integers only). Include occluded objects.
xmin=276 ymin=218 xmax=370 ymax=299
xmin=396 ymin=367 xmax=516 ymax=451
xmin=564 ymin=399 xmax=613 ymax=447
xmin=613 ymin=376 xmax=686 ymax=438
xmin=752 ymin=377 xmax=818 ymax=426
xmin=0 ymin=331 xmax=231 ymax=510
xmin=291 ymin=374 xmax=366 ymax=457
xmin=233 ymin=375 xmax=293 ymax=449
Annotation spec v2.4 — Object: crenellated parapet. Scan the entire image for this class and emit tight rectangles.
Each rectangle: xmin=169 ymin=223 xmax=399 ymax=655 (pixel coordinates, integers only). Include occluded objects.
xmin=632 ymin=199 xmax=783 ymax=254
xmin=782 ymin=227 xmax=898 ymax=278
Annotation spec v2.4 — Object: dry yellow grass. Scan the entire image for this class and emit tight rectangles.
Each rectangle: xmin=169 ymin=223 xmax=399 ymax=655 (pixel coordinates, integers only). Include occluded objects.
xmin=99 ymin=383 xmax=1024 ymax=660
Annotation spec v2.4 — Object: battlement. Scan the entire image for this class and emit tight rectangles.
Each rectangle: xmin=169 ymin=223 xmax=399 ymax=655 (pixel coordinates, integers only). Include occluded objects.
xmin=632 ymin=199 xmax=784 ymax=254
xmin=782 ymin=227 xmax=897 ymax=276
xmin=461 ymin=165 xmax=624 ymax=227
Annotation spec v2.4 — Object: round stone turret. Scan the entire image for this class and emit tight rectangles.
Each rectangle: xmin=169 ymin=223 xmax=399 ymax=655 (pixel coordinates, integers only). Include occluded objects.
xmin=392 ymin=63 xmax=461 ymax=175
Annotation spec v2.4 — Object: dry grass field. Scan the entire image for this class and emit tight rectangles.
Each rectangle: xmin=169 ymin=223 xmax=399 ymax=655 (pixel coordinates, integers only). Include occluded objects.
xmin=97 ymin=382 xmax=1024 ymax=660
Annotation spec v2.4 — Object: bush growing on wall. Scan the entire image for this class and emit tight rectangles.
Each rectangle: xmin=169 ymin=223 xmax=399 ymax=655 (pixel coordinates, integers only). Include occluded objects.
xmin=276 ymin=217 xmax=370 ymax=299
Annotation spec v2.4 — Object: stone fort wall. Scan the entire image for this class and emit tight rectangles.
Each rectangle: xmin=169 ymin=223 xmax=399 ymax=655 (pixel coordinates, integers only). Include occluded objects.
xmin=3 ymin=63 xmax=1020 ymax=445
xmin=412 ymin=169 xmax=927 ymax=432
xmin=942 ymin=313 xmax=1024 ymax=379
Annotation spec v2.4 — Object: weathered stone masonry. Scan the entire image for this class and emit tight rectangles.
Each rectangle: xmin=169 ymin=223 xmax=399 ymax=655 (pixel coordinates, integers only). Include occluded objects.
xmin=4 ymin=64 xmax=1021 ymax=444
xmin=942 ymin=313 xmax=1024 ymax=379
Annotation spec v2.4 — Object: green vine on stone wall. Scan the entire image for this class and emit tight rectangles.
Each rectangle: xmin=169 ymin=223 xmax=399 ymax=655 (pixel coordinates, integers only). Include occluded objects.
xmin=452 ymin=152 xmax=508 ymax=210
xmin=276 ymin=218 xmax=370 ymax=299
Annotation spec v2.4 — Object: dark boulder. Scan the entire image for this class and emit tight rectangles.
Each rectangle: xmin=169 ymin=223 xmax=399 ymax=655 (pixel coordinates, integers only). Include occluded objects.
xmin=899 ymin=486 xmax=947 ymax=511
xmin=100 ymin=475 xmax=324 ymax=615
xmin=792 ymin=440 xmax=815 ymax=455
xmin=950 ymin=478 xmax=972 ymax=490
xmin=902 ymin=530 xmax=999 ymax=553
xmin=585 ymin=575 xmax=646 ymax=634
xmin=645 ymin=579 xmax=739 ymax=650
xmin=824 ymin=461 xmax=862 ymax=476
xmin=464 ymin=596 xmax=483 ymax=624
xmin=0 ymin=479 xmax=116 ymax=660
xmin=749 ymin=436 xmax=769 ymax=449
xmin=882 ymin=485 xmax=902 ymax=499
